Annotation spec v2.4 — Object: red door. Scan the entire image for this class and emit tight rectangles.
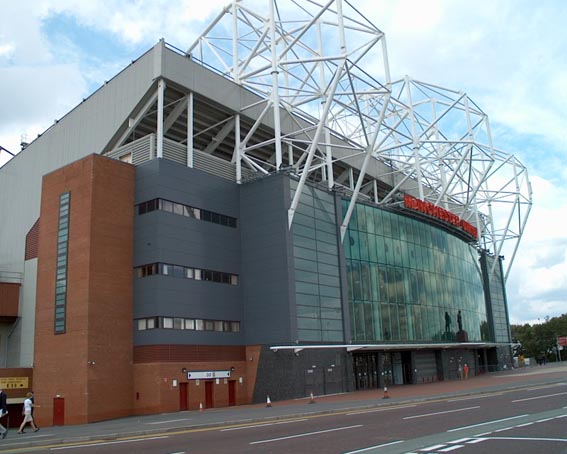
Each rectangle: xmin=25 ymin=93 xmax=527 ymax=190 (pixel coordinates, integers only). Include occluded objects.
xmin=228 ymin=380 xmax=236 ymax=406
xmin=179 ymin=382 xmax=188 ymax=411
xmin=205 ymin=381 xmax=214 ymax=409
xmin=53 ymin=397 xmax=64 ymax=426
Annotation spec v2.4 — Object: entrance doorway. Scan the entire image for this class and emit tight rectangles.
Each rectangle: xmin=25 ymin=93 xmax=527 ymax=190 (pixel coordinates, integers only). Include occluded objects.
xmin=228 ymin=380 xmax=236 ymax=406
xmin=205 ymin=381 xmax=214 ymax=408
xmin=179 ymin=382 xmax=188 ymax=411
xmin=352 ymin=352 xmax=380 ymax=390
xmin=53 ymin=397 xmax=65 ymax=426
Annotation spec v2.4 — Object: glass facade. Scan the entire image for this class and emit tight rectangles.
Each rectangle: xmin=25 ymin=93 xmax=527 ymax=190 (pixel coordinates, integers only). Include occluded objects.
xmin=344 ymin=201 xmax=487 ymax=343
xmin=481 ymin=252 xmax=511 ymax=343
xmin=291 ymin=181 xmax=344 ymax=342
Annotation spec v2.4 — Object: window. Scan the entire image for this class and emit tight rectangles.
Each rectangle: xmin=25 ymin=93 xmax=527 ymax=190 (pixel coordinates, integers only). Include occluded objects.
xmin=135 ymin=263 xmax=239 ymax=286
xmin=136 ymin=316 xmax=240 ymax=333
xmin=136 ymin=199 xmax=235 ymax=227
xmin=54 ymin=191 xmax=70 ymax=334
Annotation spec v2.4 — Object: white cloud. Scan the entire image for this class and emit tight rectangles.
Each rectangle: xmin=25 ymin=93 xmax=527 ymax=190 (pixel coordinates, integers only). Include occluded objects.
xmin=2 ymin=0 xmax=566 ymax=322
xmin=506 ymin=175 xmax=567 ymax=323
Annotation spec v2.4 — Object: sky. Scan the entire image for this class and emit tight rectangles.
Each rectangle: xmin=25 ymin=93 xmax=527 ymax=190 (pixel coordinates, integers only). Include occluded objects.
xmin=1 ymin=0 xmax=566 ymax=326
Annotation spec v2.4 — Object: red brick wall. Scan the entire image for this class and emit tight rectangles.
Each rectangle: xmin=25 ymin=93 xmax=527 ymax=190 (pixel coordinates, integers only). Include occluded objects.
xmin=34 ymin=154 xmax=135 ymax=425
xmin=133 ymin=345 xmax=246 ymax=363
xmin=132 ymin=359 xmax=253 ymax=414
xmin=25 ymin=219 xmax=40 ymax=260
xmin=0 ymin=283 xmax=20 ymax=319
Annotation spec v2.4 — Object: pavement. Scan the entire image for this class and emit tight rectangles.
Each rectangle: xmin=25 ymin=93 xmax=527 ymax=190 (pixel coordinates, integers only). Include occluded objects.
xmin=0 ymin=362 xmax=565 ymax=451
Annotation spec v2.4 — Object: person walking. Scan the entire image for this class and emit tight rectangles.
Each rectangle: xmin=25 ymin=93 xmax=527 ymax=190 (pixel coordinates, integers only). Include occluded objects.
xmin=463 ymin=363 xmax=470 ymax=380
xmin=29 ymin=391 xmax=38 ymax=430
xmin=0 ymin=389 xmax=8 ymax=439
xmin=18 ymin=392 xmax=39 ymax=434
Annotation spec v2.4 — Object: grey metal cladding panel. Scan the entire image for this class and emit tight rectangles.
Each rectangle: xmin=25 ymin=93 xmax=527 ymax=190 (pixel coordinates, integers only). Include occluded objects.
xmin=156 ymin=215 xmax=240 ymax=271
xmin=134 ymin=329 xmax=243 ymax=347
xmin=135 ymin=159 xmax=239 ymax=215
xmin=0 ymin=45 xmax=158 ymax=271
xmin=134 ymin=277 xmax=240 ymax=320
xmin=240 ymin=174 xmax=294 ymax=344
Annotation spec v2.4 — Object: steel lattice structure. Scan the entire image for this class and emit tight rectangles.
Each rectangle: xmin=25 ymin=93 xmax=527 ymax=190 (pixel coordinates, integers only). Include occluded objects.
xmin=185 ymin=0 xmax=532 ymax=280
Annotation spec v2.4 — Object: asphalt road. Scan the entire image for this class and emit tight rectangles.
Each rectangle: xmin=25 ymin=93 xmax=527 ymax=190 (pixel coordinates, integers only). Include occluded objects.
xmin=2 ymin=378 xmax=565 ymax=454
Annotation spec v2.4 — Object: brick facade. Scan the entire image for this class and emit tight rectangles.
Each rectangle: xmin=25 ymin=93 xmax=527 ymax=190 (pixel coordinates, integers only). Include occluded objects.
xmin=34 ymin=154 xmax=135 ymax=425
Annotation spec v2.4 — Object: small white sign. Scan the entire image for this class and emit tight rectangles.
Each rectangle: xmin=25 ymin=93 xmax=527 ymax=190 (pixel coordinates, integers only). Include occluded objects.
xmin=186 ymin=370 xmax=231 ymax=380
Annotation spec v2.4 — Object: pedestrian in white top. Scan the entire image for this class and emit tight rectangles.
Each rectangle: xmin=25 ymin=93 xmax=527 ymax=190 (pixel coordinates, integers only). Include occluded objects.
xmin=18 ymin=392 xmax=39 ymax=434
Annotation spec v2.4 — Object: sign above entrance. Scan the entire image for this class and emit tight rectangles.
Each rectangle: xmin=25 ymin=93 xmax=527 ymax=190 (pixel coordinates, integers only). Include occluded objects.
xmin=0 ymin=377 xmax=29 ymax=389
xmin=403 ymin=194 xmax=478 ymax=240
xmin=186 ymin=370 xmax=231 ymax=380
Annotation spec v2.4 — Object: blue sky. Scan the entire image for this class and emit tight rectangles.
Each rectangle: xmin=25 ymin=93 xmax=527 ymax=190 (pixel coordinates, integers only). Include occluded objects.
xmin=1 ymin=0 xmax=566 ymax=325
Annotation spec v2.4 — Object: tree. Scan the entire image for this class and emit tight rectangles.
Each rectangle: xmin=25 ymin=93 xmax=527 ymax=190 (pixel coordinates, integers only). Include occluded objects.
xmin=510 ymin=313 xmax=567 ymax=362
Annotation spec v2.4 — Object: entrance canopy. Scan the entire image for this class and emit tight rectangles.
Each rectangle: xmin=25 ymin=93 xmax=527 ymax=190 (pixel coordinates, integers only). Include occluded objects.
xmin=270 ymin=343 xmax=502 ymax=354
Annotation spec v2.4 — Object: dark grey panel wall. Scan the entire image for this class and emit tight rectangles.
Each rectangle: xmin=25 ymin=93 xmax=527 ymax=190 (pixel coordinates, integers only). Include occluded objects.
xmin=252 ymin=346 xmax=351 ymax=403
xmin=133 ymin=158 xmax=242 ymax=346
xmin=240 ymin=174 xmax=295 ymax=345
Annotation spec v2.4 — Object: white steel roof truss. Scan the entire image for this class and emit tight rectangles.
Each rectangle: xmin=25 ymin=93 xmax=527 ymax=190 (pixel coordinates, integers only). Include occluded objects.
xmin=184 ymin=0 xmax=530 ymax=279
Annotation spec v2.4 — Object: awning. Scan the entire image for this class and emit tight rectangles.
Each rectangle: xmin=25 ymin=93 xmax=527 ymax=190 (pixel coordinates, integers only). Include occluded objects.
xmin=270 ymin=342 xmax=504 ymax=354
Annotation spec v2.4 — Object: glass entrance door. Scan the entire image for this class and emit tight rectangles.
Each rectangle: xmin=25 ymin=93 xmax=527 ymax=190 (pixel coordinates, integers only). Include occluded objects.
xmin=353 ymin=352 xmax=380 ymax=390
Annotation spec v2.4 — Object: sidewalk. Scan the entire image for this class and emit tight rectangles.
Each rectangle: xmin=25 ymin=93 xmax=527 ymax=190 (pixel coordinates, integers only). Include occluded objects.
xmin=1 ymin=363 xmax=565 ymax=451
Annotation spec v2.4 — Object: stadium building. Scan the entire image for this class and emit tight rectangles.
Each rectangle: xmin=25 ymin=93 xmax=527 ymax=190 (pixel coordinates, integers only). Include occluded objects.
xmin=0 ymin=1 xmax=532 ymax=425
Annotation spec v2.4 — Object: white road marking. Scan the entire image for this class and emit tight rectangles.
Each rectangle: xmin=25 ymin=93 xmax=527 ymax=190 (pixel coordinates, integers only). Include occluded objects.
xmin=439 ymin=445 xmax=464 ymax=452
xmin=221 ymin=418 xmax=308 ymax=431
xmin=419 ymin=444 xmax=446 ymax=451
xmin=448 ymin=394 xmax=499 ymax=402
xmin=146 ymin=418 xmax=191 ymax=425
xmin=448 ymin=437 xmax=474 ymax=443
xmin=250 ymin=424 xmax=363 ymax=444
xmin=526 ymin=383 xmax=567 ymax=391
xmin=447 ymin=414 xmax=529 ymax=432
xmin=516 ymin=422 xmax=534 ymax=427
xmin=403 ymin=406 xmax=479 ymax=420
xmin=465 ymin=438 xmax=487 ymax=444
xmin=512 ymin=392 xmax=567 ymax=403
xmin=347 ymin=404 xmax=417 ymax=415
xmin=50 ymin=436 xmax=169 ymax=450
xmin=483 ymin=436 xmax=567 ymax=442
xmin=536 ymin=417 xmax=554 ymax=423
xmin=343 ymin=440 xmax=403 ymax=453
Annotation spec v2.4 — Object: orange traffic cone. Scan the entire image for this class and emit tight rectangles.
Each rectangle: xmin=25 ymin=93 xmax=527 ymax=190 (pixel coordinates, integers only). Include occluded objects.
xmin=266 ymin=395 xmax=272 ymax=407
xmin=199 ymin=402 xmax=204 ymax=412
xmin=308 ymin=392 xmax=316 ymax=404
xmin=382 ymin=386 xmax=390 ymax=399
